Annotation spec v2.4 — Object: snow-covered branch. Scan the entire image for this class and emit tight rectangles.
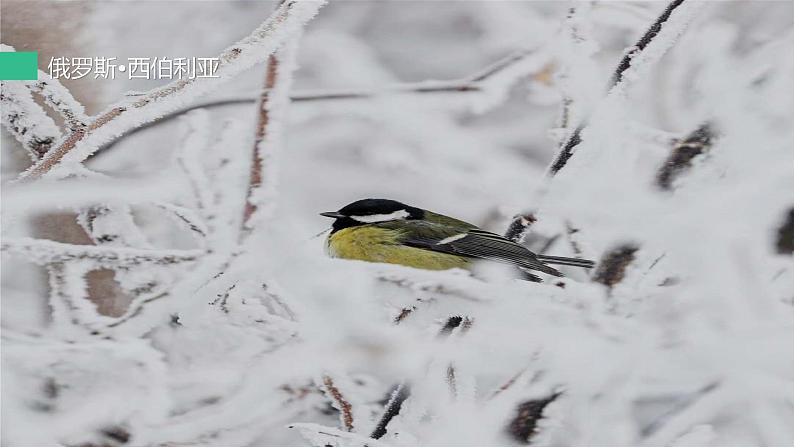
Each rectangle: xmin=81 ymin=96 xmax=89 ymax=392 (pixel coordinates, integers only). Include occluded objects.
xmin=90 ymin=45 xmax=550 ymax=162
xmin=548 ymin=0 xmax=705 ymax=175
xmin=17 ymin=0 xmax=327 ymax=181
xmin=2 ymin=237 xmax=203 ymax=268
xmin=242 ymin=32 xmax=302 ymax=234
xmin=320 ymin=375 xmax=356 ymax=432
xmin=1 ymin=80 xmax=62 ymax=160
xmin=27 ymin=71 xmax=89 ymax=129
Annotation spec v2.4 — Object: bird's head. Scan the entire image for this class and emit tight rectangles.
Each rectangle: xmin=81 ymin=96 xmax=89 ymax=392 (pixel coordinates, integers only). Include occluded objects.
xmin=321 ymin=198 xmax=425 ymax=232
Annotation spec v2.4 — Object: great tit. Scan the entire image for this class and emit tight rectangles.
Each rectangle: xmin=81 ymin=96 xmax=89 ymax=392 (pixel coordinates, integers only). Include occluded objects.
xmin=321 ymin=199 xmax=594 ymax=280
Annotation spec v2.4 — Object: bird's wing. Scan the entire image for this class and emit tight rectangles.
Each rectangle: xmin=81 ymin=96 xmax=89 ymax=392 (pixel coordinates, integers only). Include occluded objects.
xmin=381 ymin=221 xmax=562 ymax=276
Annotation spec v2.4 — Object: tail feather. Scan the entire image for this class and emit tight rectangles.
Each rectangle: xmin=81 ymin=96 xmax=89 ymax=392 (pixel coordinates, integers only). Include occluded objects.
xmin=536 ymin=254 xmax=594 ymax=269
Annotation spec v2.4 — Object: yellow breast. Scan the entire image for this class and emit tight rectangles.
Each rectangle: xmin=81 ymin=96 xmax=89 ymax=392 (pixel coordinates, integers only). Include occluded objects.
xmin=327 ymin=226 xmax=471 ymax=271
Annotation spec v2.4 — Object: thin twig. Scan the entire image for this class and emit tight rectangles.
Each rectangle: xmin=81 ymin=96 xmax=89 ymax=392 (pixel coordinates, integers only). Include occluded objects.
xmin=321 ymin=375 xmax=355 ymax=432
xmin=640 ymin=381 xmax=720 ymax=437
xmin=2 ymin=237 xmax=203 ymax=268
xmin=610 ymin=0 xmax=686 ymax=88
xmin=242 ymin=54 xmax=280 ymax=230
xmin=0 ymin=79 xmax=62 ymax=160
xmin=90 ymin=47 xmax=547 ymax=161
xmin=370 ymin=383 xmax=410 ymax=440
xmin=27 ymin=72 xmax=89 ymax=129
xmin=548 ymin=0 xmax=696 ymax=176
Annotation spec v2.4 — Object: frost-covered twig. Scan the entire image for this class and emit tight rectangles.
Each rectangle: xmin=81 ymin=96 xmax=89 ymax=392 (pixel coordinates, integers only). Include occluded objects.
xmin=370 ymin=383 xmax=410 ymax=439
xmin=153 ymin=202 xmax=209 ymax=240
xmin=656 ymin=123 xmax=715 ymax=190
xmin=242 ymin=56 xmax=276 ymax=230
xmin=90 ymin=46 xmax=549 ymax=160
xmin=610 ymin=0 xmax=685 ymax=88
xmin=175 ymin=110 xmax=215 ymax=215
xmin=640 ymin=382 xmax=720 ymax=438
xmin=290 ymin=424 xmax=392 ymax=447
xmin=2 ymin=237 xmax=203 ymax=268
xmin=548 ymin=0 xmax=702 ymax=175
xmin=241 ymin=0 xmax=306 ymax=237
xmin=592 ymin=244 xmax=639 ymax=288
xmin=16 ymin=0 xmax=327 ymax=181
xmin=377 ymin=273 xmax=485 ymax=302
xmin=504 ymin=213 xmax=537 ymax=243
xmin=320 ymin=375 xmax=355 ymax=432
xmin=47 ymin=262 xmax=89 ymax=328
xmin=76 ymin=203 xmax=172 ymax=298
xmin=27 ymin=71 xmax=89 ymax=129
xmin=1 ymin=79 xmax=62 ymax=160
xmin=507 ymin=393 xmax=560 ymax=444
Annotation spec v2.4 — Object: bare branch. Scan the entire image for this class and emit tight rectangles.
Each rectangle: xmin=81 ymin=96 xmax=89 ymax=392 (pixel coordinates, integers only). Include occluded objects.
xmin=16 ymin=0 xmax=327 ymax=182
xmin=2 ymin=237 xmax=203 ymax=268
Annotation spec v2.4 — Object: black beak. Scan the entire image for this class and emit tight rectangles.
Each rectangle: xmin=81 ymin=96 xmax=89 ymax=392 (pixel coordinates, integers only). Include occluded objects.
xmin=320 ymin=212 xmax=345 ymax=219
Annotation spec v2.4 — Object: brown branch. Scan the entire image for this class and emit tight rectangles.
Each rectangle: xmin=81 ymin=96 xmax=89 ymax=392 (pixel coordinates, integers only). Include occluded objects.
xmin=656 ymin=122 xmax=715 ymax=190
xmin=506 ymin=393 xmax=561 ymax=444
xmin=27 ymin=74 xmax=89 ymax=129
xmin=393 ymin=306 xmax=416 ymax=324
xmin=16 ymin=0 xmax=325 ymax=182
xmin=321 ymin=375 xmax=355 ymax=432
xmin=242 ymin=54 xmax=280 ymax=230
xmin=592 ymin=244 xmax=639 ymax=288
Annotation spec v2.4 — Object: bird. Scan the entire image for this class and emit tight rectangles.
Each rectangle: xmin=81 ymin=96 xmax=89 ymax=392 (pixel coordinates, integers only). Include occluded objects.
xmin=320 ymin=198 xmax=594 ymax=281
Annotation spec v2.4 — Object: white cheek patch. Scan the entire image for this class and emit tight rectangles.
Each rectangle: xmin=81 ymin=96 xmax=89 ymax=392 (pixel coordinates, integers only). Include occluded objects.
xmin=351 ymin=210 xmax=410 ymax=223
xmin=437 ymin=233 xmax=467 ymax=245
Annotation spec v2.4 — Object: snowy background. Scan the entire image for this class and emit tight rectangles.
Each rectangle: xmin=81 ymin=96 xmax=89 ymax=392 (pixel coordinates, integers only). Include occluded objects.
xmin=2 ymin=1 xmax=794 ymax=447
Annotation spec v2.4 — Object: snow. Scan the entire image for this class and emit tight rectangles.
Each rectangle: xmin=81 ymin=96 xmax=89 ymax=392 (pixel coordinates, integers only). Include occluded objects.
xmin=2 ymin=2 xmax=794 ymax=447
